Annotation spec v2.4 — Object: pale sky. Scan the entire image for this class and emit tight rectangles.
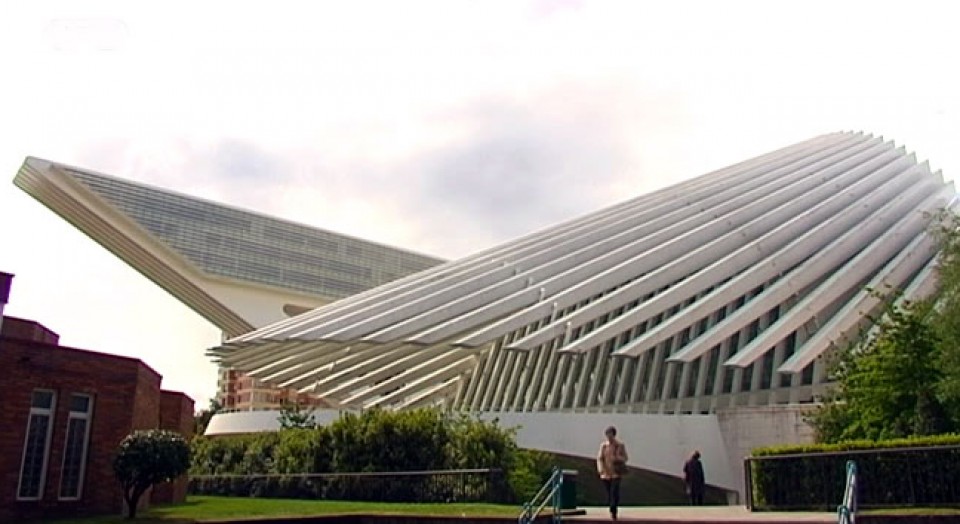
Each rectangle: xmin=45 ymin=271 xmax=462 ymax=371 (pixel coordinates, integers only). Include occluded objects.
xmin=1 ymin=0 xmax=958 ymax=409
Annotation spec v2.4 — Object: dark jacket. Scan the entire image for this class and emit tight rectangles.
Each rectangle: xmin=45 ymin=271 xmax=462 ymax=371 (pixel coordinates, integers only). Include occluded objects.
xmin=683 ymin=455 xmax=705 ymax=491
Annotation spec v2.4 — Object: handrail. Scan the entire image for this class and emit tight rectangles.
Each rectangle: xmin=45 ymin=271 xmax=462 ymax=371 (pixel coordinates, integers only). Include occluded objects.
xmin=837 ymin=460 xmax=857 ymax=524
xmin=743 ymin=444 xmax=960 ymax=510
xmin=519 ymin=467 xmax=563 ymax=524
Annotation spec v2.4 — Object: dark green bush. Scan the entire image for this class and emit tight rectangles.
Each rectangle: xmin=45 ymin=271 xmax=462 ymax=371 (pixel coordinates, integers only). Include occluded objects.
xmin=189 ymin=471 xmax=511 ymax=503
xmin=328 ymin=408 xmax=451 ymax=472
xmin=753 ymin=433 xmax=960 ymax=456
xmin=274 ymin=427 xmax=332 ymax=473
xmin=749 ymin=435 xmax=960 ymax=510
xmin=189 ymin=408 xmax=552 ymax=503
xmin=508 ymin=449 xmax=554 ymax=502
xmin=190 ymin=433 xmax=275 ymax=475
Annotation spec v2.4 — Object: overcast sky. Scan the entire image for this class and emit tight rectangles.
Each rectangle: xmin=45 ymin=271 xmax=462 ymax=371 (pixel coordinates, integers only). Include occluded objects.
xmin=1 ymin=0 xmax=958 ymax=408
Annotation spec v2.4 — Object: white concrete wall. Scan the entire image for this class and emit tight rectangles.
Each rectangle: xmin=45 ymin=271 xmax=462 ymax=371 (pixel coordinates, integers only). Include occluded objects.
xmin=200 ymin=279 xmax=328 ymax=329
xmin=486 ymin=406 xmax=815 ymax=499
xmin=205 ymin=408 xmax=345 ymax=434
xmin=485 ymin=411 xmax=737 ymax=492
xmin=715 ymin=405 xmax=817 ymax=495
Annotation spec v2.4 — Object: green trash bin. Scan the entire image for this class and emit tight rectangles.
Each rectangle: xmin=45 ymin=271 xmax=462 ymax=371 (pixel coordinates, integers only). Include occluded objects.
xmin=559 ymin=469 xmax=578 ymax=510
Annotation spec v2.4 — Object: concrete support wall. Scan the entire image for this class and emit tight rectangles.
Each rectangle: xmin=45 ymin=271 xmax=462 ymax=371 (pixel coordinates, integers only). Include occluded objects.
xmin=486 ymin=404 xmax=817 ymax=502
xmin=485 ymin=411 xmax=737 ymax=491
xmin=715 ymin=404 xmax=817 ymax=496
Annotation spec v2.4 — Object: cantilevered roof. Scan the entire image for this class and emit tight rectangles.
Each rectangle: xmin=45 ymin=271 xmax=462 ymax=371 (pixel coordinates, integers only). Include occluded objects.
xmin=14 ymin=157 xmax=444 ymax=337
xmin=209 ymin=132 xmax=955 ymax=412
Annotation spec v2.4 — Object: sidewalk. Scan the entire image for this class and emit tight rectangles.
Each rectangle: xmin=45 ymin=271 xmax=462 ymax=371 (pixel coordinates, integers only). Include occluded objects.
xmin=568 ymin=506 xmax=835 ymax=523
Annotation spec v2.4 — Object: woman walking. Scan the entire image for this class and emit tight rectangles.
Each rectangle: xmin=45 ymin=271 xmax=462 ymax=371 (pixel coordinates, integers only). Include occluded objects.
xmin=596 ymin=426 xmax=629 ymax=520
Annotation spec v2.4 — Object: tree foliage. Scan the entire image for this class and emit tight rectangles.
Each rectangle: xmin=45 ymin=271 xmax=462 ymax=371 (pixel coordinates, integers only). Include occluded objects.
xmin=113 ymin=429 xmax=190 ymax=519
xmin=810 ymin=209 xmax=960 ymax=442
xmin=810 ymin=297 xmax=952 ymax=442
xmin=278 ymin=401 xmax=316 ymax=429
xmin=930 ymin=209 xmax=960 ymax=420
xmin=328 ymin=408 xmax=450 ymax=472
xmin=193 ymin=398 xmax=221 ymax=436
xmin=273 ymin=428 xmax=331 ymax=473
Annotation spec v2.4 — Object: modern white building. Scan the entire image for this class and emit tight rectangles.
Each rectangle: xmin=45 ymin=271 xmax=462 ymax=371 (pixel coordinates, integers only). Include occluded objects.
xmin=203 ymin=131 xmax=954 ymax=498
xmin=13 ymin=157 xmax=444 ymax=410
xmin=15 ymin=132 xmax=955 ymax=499
xmin=211 ymin=131 xmax=954 ymax=414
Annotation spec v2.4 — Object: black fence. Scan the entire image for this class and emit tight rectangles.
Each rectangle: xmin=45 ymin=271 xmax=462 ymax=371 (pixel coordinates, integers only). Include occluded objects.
xmin=189 ymin=468 xmax=512 ymax=504
xmin=745 ymin=445 xmax=960 ymax=511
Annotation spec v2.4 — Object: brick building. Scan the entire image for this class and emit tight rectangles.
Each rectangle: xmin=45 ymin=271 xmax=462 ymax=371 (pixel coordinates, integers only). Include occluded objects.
xmin=0 ymin=272 xmax=194 ymax=521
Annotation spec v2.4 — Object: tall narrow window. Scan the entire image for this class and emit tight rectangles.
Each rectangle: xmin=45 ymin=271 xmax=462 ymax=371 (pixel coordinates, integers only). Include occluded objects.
xmin=59 ymin=394 xmax=94 ymax=499
xmin=18 ymin=389 xmax=57 ymax=500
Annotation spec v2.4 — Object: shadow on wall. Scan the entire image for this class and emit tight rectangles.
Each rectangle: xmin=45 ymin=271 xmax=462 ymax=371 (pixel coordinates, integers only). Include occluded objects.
xmin=550 ymin=454 xmax=729 ymax=506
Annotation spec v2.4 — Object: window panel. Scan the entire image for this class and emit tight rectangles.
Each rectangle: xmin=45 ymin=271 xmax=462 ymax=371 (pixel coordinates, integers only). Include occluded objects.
xmin=59 ymin=394 xmax=94 ymax=500
xmin=67 ymin=167 xmax=443 ymax=300
xmin=32 ymin=390 xmax=54 ymax=409
xmin=18 ymin=390 xmax=56 ymax=500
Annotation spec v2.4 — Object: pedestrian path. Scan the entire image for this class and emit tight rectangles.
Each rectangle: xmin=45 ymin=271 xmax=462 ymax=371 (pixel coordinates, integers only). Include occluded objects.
xmin=568 ymin=506 xmax=835 ymax=523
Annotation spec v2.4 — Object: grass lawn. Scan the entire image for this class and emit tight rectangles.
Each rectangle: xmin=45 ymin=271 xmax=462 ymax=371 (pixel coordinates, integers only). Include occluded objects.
xmin=862 ymin=507 xmax=960 ymax=515
xmin=49 ymin=496 xmax=520 ymax=523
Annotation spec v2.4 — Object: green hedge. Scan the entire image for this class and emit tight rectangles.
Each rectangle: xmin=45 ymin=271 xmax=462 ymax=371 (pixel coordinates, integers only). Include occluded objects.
xmin=190 ymin=409 xmax=552 ymax=502
xmin=189 ymin=470 xmax=512 ymax=503
xmin=749 ymin=435 xmax=960 ymax=510
xmin=753 ymin=434 xmax=960 ymax=456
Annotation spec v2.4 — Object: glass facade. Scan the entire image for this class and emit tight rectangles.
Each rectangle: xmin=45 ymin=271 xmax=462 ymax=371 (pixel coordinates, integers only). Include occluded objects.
xmin=67 ymin=169 xmax=444 ymax=299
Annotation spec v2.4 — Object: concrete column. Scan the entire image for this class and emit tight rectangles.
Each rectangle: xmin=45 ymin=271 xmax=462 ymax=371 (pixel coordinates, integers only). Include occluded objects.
xmin=626 ymin=352 xmax=649 ymax=412
xmin=598 ymin=353 xmax=623 ymax=408
xmin=531 ymin=343 xmax=563 ymax=410
xmin=524 ymin=341 xmax=556 ymax=411
xmin=585 ymin=342 xmax=613 ymax=409
xmin=613 ymin=357 xmax=636 ymax=408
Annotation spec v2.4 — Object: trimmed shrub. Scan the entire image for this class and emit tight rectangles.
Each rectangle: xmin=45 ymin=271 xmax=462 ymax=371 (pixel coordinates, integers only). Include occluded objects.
xmin=749 ymin=435 xmax=960 ymax=510
xmin=189 ymin=408 xmax=552 ymax=503
xmin=274 ymin=427 xmax=332 ymax=473
xmin=189 ymin=470 xmax=511 ymax=503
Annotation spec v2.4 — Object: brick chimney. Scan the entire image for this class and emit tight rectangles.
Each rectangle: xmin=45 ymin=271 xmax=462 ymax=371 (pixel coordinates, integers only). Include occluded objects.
xmin=0 ymin=271 xmax=13 ymax=334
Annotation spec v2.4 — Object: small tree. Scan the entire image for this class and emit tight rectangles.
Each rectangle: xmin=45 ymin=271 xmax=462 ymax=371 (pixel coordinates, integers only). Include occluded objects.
xmin=278 ymin=400 xmax=316 ymax=429
xmin=113 ymin=429 xmax=190 ymax=519
xmin=809 ymin=296 xmax=952 ymax=442
xmin=193 ymin=398 xmax=222 ymax=436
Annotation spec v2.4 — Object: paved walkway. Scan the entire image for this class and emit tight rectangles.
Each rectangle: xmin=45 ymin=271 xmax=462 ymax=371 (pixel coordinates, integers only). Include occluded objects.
xmin=569 ymin=506 xmax=835 ymax=523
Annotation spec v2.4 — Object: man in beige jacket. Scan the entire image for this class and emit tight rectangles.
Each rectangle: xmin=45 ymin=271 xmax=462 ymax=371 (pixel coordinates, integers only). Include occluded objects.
xmin=596 ymin=426 xmax=629 ymax=520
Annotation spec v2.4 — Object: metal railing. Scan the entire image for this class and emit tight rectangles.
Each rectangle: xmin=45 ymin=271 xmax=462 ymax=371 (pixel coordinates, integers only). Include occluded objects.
xmin=519 ymin=467 xmax=563 ymax=524
xmin=744 ymin=444 xmax=960 ymax=511
xmin=189 ymin=468 xmax=510 ymax=504
xmin=837 ymin=460 xmax=857 ymax=524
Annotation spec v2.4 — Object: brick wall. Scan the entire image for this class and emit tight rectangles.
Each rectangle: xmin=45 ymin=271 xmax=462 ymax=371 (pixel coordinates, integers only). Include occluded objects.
xmin=131 ymin=365 xmax=162 ymax=431
xmin=152 ymin=391 xmax=195 ymax=504
xmin=0 ymin=316 xmax=60 ymax=344
xmin=0 ymin=328 xmax=174 ymax=522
